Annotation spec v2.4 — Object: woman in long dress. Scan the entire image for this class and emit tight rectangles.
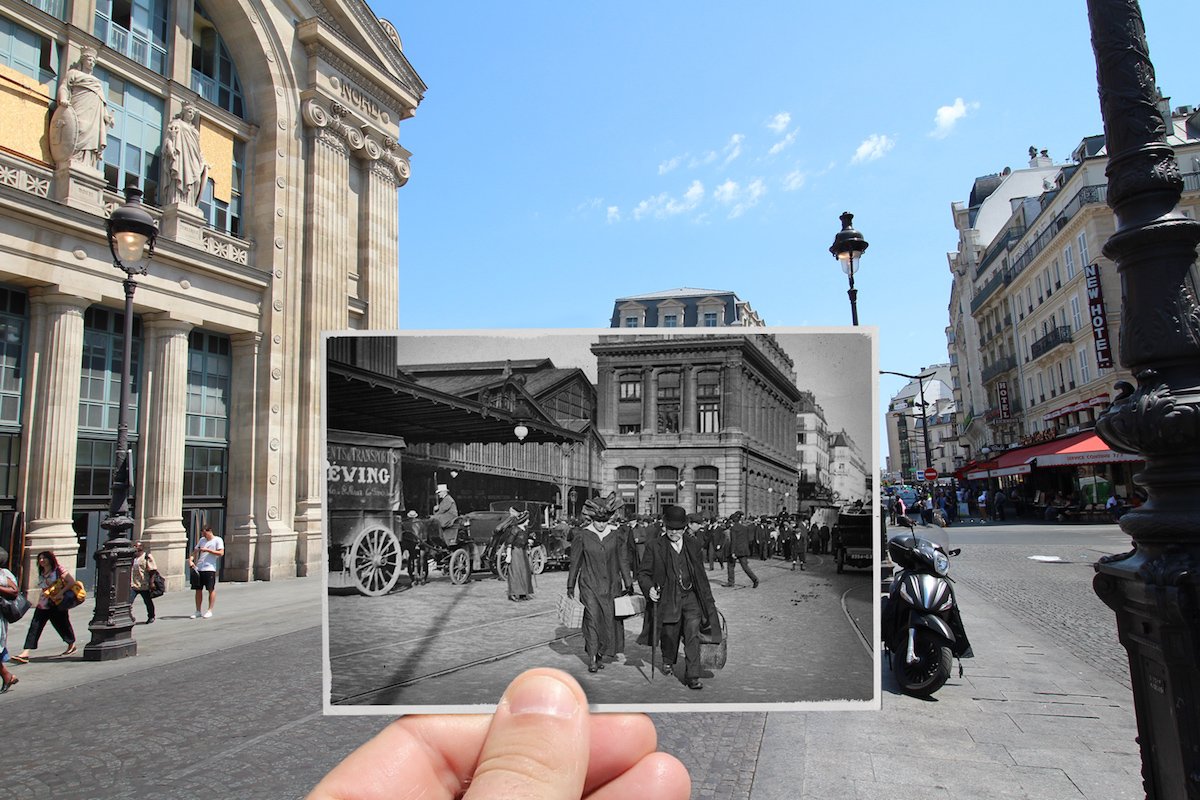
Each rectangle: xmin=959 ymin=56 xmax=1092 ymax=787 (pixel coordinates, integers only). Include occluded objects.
xmin=499 ymin=510 xmax=534 ymax=601
xmin=566 ymin=493 xmax=632 ymax=673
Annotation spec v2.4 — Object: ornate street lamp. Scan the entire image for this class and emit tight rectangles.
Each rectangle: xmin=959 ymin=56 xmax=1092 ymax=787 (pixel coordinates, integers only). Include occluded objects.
xmin=829 ymin=211 xmax=869 ymax=326
xmin=1085 ymin=2 xmax=1200 ymax=795
xmin=881 ymin=370 xmax=936 ymax=474
xmin=85 ymin=185 xmax=157 ymax=661
xmin=513 ymin=422 xmax=529 ymax=442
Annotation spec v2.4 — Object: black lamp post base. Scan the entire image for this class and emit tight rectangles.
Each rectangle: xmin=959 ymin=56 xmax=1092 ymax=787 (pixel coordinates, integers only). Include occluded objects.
xmin=84 ymin=534 xmax=138 ymax=661
xmin=83 ymin=632 xmax=137 ymax=661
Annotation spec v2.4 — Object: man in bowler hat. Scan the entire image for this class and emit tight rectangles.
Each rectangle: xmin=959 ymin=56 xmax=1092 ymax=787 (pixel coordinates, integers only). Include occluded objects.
xmin=637 ymin=505 xmax=719 ymax=689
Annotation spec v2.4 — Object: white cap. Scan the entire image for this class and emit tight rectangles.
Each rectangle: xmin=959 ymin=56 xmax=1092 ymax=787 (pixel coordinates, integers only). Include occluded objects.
xmin=437 ymin=484 xmax=448 ymax=493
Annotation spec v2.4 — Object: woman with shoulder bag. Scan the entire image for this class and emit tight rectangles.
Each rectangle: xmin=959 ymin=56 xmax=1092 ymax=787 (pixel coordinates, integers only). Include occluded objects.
xmin=12 ymin=550 xmax=78 ymax=662
xmin=0 ymin=546 xmax=21 ymax=690
xmin=130 ymin=540 xmax=158 ymax=624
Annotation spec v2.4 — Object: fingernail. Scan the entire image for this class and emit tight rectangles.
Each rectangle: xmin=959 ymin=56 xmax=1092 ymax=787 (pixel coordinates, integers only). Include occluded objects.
xmin=503 ymin=674 xmax=580 ymax=719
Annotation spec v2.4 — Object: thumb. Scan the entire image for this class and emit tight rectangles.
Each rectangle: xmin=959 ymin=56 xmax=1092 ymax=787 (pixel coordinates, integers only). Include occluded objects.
xmin=464 ymin=669 xmax=589 ymax=800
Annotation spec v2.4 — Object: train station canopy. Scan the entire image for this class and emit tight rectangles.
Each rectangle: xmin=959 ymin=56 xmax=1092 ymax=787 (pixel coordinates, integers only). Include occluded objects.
xmin=327 ymin=360 xmax=586 ymax=445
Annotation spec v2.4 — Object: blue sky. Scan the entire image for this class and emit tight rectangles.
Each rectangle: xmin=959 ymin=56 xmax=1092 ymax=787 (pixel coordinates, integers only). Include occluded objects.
xmin=380 ymin=1 xmax=1196 ymax=468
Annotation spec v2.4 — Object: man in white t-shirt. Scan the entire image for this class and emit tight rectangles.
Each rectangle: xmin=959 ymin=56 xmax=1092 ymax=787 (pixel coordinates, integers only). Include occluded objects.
xmin=189 ymin=524 xmax=225 ymax=619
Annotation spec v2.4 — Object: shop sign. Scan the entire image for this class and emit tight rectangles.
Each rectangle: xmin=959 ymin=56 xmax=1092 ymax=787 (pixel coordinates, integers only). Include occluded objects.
xmin=997 ymin=381 xmax=1011 ymax=420
xmin=1084 ymin=263 xmax=1114 ymax=368
xmin=326 ymin=443 xmax=402 ymax=510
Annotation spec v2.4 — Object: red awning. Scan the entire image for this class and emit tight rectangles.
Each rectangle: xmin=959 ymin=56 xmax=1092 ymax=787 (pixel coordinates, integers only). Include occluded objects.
xmin=1032 ymin=433 xmax=1143 ymax=467
xmin=964 ymin=460 xmax=999 ymax=480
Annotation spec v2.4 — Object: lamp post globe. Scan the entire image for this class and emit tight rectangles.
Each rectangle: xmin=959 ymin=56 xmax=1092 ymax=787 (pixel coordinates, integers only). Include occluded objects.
xmin=829 ymin=211 xmax=868 ymax=326
xmin=87 ymin=184 xmax=158 ymax=662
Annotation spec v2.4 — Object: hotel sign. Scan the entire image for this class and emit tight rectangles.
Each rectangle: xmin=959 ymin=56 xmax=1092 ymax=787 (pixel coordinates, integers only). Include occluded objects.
xmin=1084 ymin=263 xmax=1114 ymax=369
xmin=997 ymin=381 xmax=1011 ymax=420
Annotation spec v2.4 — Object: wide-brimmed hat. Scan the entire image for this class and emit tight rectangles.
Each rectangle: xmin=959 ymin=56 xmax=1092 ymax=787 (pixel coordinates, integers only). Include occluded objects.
xmin=729 ymin=510 xmax=744 ymax=521
xmin=496 ymin=509 xmax=530 ymax=534
xmin=582 ymin=492 xmax=622 ymax=521
xmin=663 ymin=505 xmax=689 ymax=530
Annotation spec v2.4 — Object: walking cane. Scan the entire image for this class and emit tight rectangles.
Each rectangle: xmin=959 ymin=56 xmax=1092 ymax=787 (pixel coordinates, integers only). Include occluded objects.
xmin=650 ymin=592 xmax=657 ymax=682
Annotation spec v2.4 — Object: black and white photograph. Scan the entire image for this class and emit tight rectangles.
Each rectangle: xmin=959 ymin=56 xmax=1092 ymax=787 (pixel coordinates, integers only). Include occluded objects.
xmin=323 ymin=324 xmax=878 ymax=712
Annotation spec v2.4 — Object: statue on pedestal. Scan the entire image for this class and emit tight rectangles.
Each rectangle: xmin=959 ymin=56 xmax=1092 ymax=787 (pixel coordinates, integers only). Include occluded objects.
xmin=161 ymin=100 xmax=210 ymax=208
xmin=50 ymin=47 xmax=114 ymax=171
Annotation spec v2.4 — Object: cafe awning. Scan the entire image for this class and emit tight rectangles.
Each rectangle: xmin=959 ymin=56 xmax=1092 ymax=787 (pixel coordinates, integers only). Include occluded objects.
xmin=1031 ymin=432 xmax=1143 ymax=467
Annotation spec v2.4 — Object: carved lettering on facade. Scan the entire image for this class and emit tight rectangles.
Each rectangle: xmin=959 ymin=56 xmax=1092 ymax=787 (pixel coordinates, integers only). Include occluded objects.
xmin=338 ymin=76 xmax=384 ymax=122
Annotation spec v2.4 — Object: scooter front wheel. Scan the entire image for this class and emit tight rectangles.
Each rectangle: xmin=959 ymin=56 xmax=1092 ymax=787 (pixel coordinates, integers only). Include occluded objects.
xmin=899 ymin=628 xmax=953 ymax=697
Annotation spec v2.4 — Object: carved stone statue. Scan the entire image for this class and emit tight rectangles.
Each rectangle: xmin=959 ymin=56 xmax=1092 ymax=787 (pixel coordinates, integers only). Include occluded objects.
xmin=161 ymin=100 xmax=210 ymax=207
xmin=49 ymin=47 xmax=114 ymax=170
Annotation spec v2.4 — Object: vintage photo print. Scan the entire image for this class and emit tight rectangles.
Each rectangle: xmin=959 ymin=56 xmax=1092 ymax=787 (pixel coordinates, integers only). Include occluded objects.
xmin=322 ymin=328 xmax=879 ymax=713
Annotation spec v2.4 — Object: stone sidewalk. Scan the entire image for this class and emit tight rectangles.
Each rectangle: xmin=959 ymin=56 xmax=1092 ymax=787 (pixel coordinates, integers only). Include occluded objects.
xmin=751 ymin=577 xmax=1142 ymax=799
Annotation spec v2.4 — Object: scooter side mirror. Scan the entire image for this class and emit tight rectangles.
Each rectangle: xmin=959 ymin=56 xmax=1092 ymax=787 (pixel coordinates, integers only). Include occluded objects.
xmin=949 ymin=548 xmax=962 ymax=557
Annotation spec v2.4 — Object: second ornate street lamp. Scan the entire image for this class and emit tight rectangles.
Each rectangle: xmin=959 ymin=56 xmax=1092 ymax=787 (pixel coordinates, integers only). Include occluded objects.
xmin=85 ymin=185 xmax=157 ymax=662
xmin=829 ymin=211 xmax=869 ymax=326
xmin=881 ymin=370 xmax=936 ymax=477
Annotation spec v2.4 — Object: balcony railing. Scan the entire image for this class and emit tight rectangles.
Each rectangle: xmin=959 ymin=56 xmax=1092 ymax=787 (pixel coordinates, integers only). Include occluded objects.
xmin=1009 ymin=185 xmax=1107 ymax=279
xmin=95 ymin=16 xmax=168 ymax=75
xmin=981 ymin=354 xmax=1018 ymax=383
xmin=25 ymin=0 xmax=65 ymax=17
xmin=1031 ymin=325 xmax=1073 ymax=360
xmin=191 ymin=71 xmax=217 ymax=104
xmin=970 ymin=267 xmax=1011 ymax=313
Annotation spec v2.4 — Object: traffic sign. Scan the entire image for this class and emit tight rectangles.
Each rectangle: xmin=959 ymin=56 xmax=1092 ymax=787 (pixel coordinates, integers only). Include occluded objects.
xmin=923 ymin=467 xmax=938 ymax=481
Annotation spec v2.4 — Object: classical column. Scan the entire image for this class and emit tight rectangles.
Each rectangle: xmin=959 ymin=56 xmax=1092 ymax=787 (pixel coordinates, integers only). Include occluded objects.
xmin=682 ymin=365 xmax=696 ymax=434
xmin=138 ymin=317 xmax=192 ymax=589
xmin=224 ymin=332 xmax=260 ymax=581
xmin=361 ymin=137 xmax=409 ymax=329
xmin=23 ymin=291 xmax=89 ymax=575
xmin=297 ymin=99 xmax=359 ymax=575
xmin=608 ymin=368 xmax=620 ymax=433
xmin=643 ymin=368 xmax=656 ymax=434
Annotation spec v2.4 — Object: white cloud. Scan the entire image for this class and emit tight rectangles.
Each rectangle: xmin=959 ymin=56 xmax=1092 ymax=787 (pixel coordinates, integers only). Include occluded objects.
xmin=766 ymin=112 xmax=791 ymax=134
xmin=851 ymin=134 xmax=895 ymax=164
xmin=575 ymin=197 xmax=603 ymax=213
xmin=768 ymin=129 xmax=798 ymax=156
xmin=723 ymin=133 xmax=744 ymax=166
xmin=658 ymin=155 xmax=683 ymax=175
xmin=607 ymin=206 xmax=620 ymax=224
xmin=930 ymin=98 xmax=980 ymax=139
xmin=782 ymin=170 xmax=806 ymax=191
xmin=689 ymin=151 xmax=718 ymax=168
xmin=632 ymin=180 xmax=706 ymax=220
xmin=713 ymin=177 xmax=766 ymax=218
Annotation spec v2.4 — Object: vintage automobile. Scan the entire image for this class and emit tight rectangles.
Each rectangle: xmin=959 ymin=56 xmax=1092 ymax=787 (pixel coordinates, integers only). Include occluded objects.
xmin=452 ymin=499 xmax=571 ymax=578
xmin=832 ymin=506 xmax=874 ymax=574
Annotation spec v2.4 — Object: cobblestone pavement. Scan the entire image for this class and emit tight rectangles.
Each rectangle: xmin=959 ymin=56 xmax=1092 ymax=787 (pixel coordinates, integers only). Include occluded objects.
xmin=329 ymin=554 xmax=874 ymax=709
xmin=947 ymin=530 xmax=1133 ymax=689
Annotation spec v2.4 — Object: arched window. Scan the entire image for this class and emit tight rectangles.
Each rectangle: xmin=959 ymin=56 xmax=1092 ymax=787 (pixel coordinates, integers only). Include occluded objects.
xmin=652 ymin=466 xmax=678 ymax=513
xmin=615 ymin=466 xmax=639 ymax=518
xmin=615 ymin=466 xmax=639 ymax=482
xmin=693 ymin=466 xmax=718 ymax=518
xmin=192 ymin=1 xmax=246 ymax=117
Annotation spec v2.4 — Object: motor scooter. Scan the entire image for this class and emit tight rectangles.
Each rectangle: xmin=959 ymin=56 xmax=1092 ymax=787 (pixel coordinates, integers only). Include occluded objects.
xmin=882 ymin=532 xmax=973 ymax=697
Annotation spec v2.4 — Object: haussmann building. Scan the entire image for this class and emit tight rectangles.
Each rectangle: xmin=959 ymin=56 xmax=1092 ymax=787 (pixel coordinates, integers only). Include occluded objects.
xmin=0 ymin=0 xmax=425 ymax=587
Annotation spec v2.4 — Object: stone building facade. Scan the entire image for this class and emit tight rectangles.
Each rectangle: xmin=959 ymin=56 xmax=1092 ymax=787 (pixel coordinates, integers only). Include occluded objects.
xmin=592 ymin=334 xmax=800 ymax=519
xmin=0 ymin=0 xmax=424 ymax=587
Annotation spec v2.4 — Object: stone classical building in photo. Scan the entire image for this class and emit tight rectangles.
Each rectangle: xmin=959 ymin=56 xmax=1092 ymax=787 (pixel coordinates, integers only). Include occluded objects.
xmin=592 ymin=334 xmax=800 ymax=519
xmin=0 ymin=0 xmax=424 ymax=587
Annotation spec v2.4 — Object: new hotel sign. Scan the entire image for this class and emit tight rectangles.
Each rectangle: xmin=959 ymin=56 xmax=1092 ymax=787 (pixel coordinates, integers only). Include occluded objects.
xmin=1084 ymin=263 xmax=1114 ymax=369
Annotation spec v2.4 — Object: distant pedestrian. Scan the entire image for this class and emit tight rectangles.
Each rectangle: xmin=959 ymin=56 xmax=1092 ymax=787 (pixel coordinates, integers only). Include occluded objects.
xmin=977 ymin=489 xmax=989 ymax=521
xmin=498 ymin=510 xmax=534 ymax=602
xmin=0 ymin=547 xmax=20 ymax=691
xmin=992 ymin=489 xmax=1007 ymax=522
xmin=724 ymin=511 xmax=759 ymax=588
xmin=791 ymin=522 xmax=808 ymax=571
xmin=190 ymin=524 xmax=224 ymax=619
xmin=13 ymin=550 xmax=78 ymax=662
xmin=130 ymin=540 xmax=158 ymax=623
